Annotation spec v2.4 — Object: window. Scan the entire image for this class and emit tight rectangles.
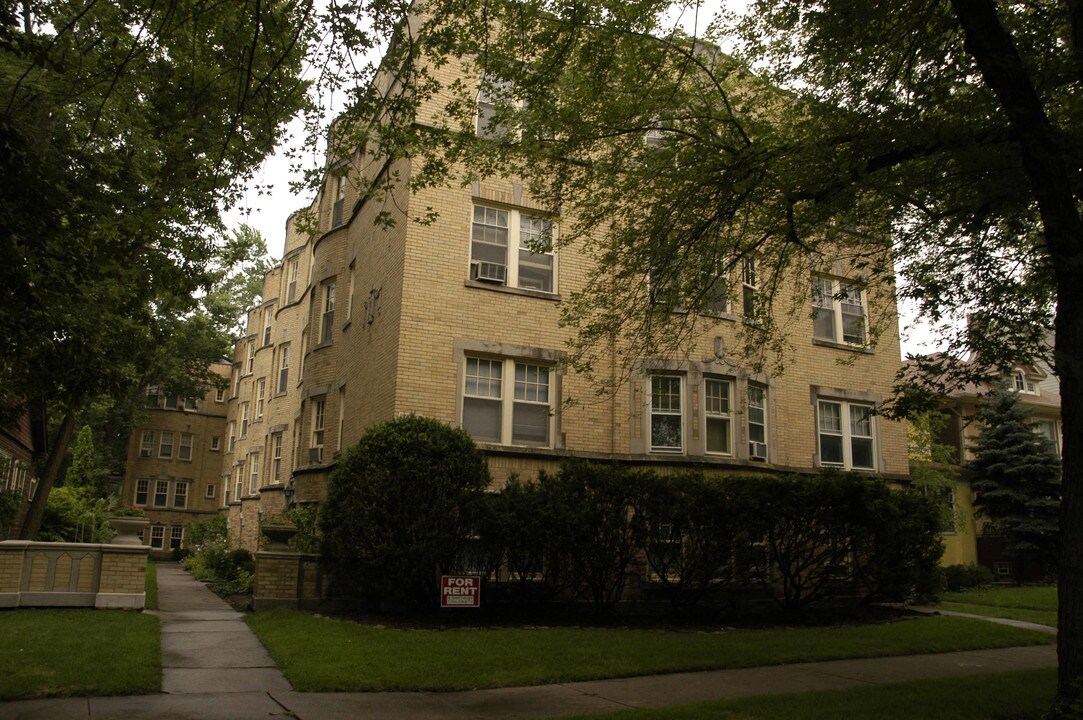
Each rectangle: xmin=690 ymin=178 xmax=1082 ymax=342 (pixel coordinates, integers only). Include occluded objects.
xmin=278 ymin=345 xmax=290 ymax=393
xmin=234 ymin=464 xmax=245 ymax=501
xmin=232 ymin=368 xmax=240 ymax=398
xmin=333 ymin=175 xmax=346 ymax=226
xmin=470 ymin=206 xmax=555 ymax=292
xmin=210 ymin=436 xmax=221 ymax=451
xmin=215 ymin=386 xmax=225 ymax=402
xmin=154 ymin=480 xmax=169 ymax=507
xmin=206 ymin=483 xmax=216 ymax=499
xmin=462 ymin=357 xmax=553 ymax=447
xmin=178 ymin=433 xmax=193 ymax=461
xmin=747 ymin=385 xmax=768 ymax=459
xmin=139 ymin=431 xmax=154 ymax=458
xmin=145 ymin=384 xmax=161 ymax=407
xmin=164 ymin=395 xmax=178 ymax=410
xmin=817 ymin=399 xmax=875 ymax=470
xmin=337 ymin=387 xmax=346 ymax=451
xmin=321 ymin=283 xmax=336 ymax=343
xmin=742 ymin=257 xmax=758 ymax=320
xmin=263 ymin=308 xmax=273 ymax=346
xmin=240 ymin=403 xmax=249 ymax=438
xmin=1013 ymin=370 xmax=1039 ymax=394
xmin=704 ymin=378 xmax=732 ymax=455
xmin=347 ymin=263 xmax=355 ymax=321
xmin=476 ymin=72 xmax=515 ymax=138
xmin=311 ymin=399 xmax=326 ymax=454
xmin=271 ymin=432 xmax=283 ymax=483
xmin=150 ymin=526 xmax=165 ymax=549
xmin=184 ymin=397 xmax=197 ymax=410
xmin=170 ymin=526 xmax=184 ymax=551
xmin=158 ymin=431 xmax=174 ymax=459
xmin=174 ymin=481 xmax=188 ymax=509
xmin=135 ymin=479 xmax=149 ymax=506
xmin=1035 ymin=419 xmax=1060 ymax=454
xmin=249 ymin=454 xmax=260 ymax=494
xmin=256 ymin=379 xmax=266 ymax=420
xmin=650 ymin=375 xmax=683 ymax=452
xmin=228 ymin=421 xmax=236 ymax=452
xmin=287 ymin=258 xmax=299 ymax=303
xmin=812 ymin=276 xmax=866 ymax=345
xmin=246 ymin=341 xmax=255 ymax=375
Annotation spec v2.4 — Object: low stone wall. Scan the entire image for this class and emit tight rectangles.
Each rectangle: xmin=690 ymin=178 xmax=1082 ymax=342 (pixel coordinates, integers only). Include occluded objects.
xmin=0 ymin=540 xmax=149 ymax=609
xmin=253 ymin=551 xmax=324 ymax=610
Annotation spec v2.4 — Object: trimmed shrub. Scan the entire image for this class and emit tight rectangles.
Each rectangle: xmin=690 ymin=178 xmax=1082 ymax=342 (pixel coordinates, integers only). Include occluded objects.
xmin=320 ymin=415 xmax=490 ymax=611
xmin=943 ymin=563 xmax=996 ymax=592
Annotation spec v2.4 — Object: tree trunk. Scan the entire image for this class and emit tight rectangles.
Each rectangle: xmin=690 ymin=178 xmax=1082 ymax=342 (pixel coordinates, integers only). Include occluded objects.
xmin=947 ymin=0 xmax=1083 ymax=711
xmin=1055 ymin=277 xmax=1083 ymax=714
xmin=18 ymin=409 xmax=77 ymax=539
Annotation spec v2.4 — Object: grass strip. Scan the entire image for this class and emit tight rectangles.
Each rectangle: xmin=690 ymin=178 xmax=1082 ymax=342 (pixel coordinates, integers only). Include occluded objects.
xmin=941 ymin=585 xmax=1057 ymax=611
xmin=0 ymin=609 xmax=160 ymax=700
xmin=939 ymin=601 xmax=1056 ymax=628
xmin=145 ymin=561 xmax=158 ymax=610
xmin=247 ymin=612 xmax=1052 ymax=692
xmin=556 ymin=668 xmax=1055 ymax=720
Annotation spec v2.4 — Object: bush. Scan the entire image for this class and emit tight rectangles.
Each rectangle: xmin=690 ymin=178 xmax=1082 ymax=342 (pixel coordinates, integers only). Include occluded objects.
xmin=37 ymin=485 xmax=113 ymax=543
xmin=0 ymin=489 xmax=22 ymax=538
xmin=284 ymin=505 xmax=321 ymax=554
xmin=183 ymin=514 xmax=253 ymax=595
xmin=943 ymin=563 xmax=996 ymax=592
xmin=320 ymin=415 xmax=490 ymax=611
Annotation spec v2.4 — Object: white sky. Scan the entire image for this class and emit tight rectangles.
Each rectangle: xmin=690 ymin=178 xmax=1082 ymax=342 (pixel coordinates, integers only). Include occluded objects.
xmin=220 ymin=1 xmax=944 ymax=359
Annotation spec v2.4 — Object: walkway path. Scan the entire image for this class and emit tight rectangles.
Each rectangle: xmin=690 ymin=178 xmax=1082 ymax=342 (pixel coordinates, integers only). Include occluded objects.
xmin=0 ymin=568 xmax=1059 ymax=720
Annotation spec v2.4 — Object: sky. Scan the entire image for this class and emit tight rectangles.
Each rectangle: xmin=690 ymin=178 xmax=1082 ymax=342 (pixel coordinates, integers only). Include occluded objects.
xmin=219 ymin=2 xmax=945 ymax=360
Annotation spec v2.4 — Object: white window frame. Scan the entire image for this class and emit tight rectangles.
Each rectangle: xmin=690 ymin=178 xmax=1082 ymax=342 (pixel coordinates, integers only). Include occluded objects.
xmin=158 ymin=431 xmax=174 ymax=459
xmin=311 ymin=399 xmax=326 ymax=453
xmin=150 ymin=525 xmax=165 ymax=549
xmin=812 ymin=275 xmax=867 ymax=345
xmin=747 ymin=385 xmax=768 ymax=459
xmin=337 ymin=387 xmax=346 ymax=452
xmin=135 ymin=479 xmax=149 ymax=506
xmin=271 ymin=432 xmax=283 ymax=483
xmin=263 ymin=307 xmax=273 ymax=347
xmin=210 ymin=436 xmax=220 ymax=451
xmin=240 ymin=402 xmax=249 ymax=439
xmin=249 ymin=454 xmax=260 ymax=494
xmin=742 ymin=257 xmax=758 ymax=321
xmin=287 ymin=258 xmax=299 ymax=303
xmin=703 ymin=377 xmax=733 ymax=456
xmin=1013 ymin=370 xmax=1039 ymax=395
xmin=173 ymin=481 xmax=188 ymax=509
xmin=215 ymin=386 xmax=225 ymax=403
xmin=228 ymin=421 xmax=236 ymax=452
xmin=347 ymin=262 xmax=355 ymax=321
xmin=246 ymin=341 xmax=255 ymax=375
xmin=476 ymin=72 xmax=519 ymax=139
xmin=278 ymin=345 xmax=290 ymax=393
xmin=321 ymin=282 xmax=336 ymax=344
xmin=256 ymin=378 xmax=266 ymax=420
xmin=461 ymin=356 xmax=554 ymax=448
xmin=1034 ymin=418 xmax=1060 ymax=454
xmin=816 ymin=399 xmax=876 ymax=470
xmin=178 ymin=433 xmax=193 ymax=461
xmin=154 ymin=480 xmax=169 ymax=508
xmin=649 ymin=375 xmax=684 ymax=454
xmin=235 ymin=464 xmax=245 ymax=501
xmin=470 ymin=205 xmax=556 ymax=293
xmin=169 ymin=526 xmax=184 ymax=551
xmin=139 ymin=431 xmax=154 ymax=458
xmin=206 ymin=483 xmax=216 ymax=499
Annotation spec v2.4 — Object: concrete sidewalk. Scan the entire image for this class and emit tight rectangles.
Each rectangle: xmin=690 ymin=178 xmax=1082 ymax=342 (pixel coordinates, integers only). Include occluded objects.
xmin=0 ymin=567 xmax=1059 ymax=720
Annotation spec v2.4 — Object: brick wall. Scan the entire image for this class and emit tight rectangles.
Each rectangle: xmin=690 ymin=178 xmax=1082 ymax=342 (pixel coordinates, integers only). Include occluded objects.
xmin=0 ymin=541 xmax=148 ymax=609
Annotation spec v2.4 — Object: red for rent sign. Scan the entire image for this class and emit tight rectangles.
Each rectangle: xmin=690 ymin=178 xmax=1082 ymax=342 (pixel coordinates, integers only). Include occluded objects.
xmin=440 ymin=575 xmax=481 ymax=608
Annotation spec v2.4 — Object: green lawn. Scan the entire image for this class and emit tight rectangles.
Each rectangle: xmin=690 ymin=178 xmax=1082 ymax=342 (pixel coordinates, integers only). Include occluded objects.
xmin=556 ymin=668 xmax=1055 ymax=720
xmin=145 ymin=561 xmax=158 ymax=610
xmin=0 ymin=609 xmax=160 ymax=700
xmin=247 ymin=611 xmax=1053 ymax=692
xmin=939 ymin=585 xmax=1057 ymax=627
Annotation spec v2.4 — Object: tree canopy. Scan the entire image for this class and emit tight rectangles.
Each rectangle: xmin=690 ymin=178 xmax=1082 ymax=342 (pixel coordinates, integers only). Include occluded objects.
xmin=0 ymin=0 xmax=312 ymax=536
xmin=301 ymin=0 xmax=1083 ymax=710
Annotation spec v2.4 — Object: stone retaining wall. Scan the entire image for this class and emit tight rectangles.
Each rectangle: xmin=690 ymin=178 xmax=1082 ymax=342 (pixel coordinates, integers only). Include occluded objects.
xmin=253 ymin=551 xmax=324 ymax=610
xmin=0 ymin=540 xmax=149 ymax=609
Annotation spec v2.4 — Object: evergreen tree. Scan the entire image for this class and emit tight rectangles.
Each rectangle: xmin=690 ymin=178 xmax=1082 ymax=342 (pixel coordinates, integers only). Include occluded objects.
xmin=65 ymin=425 xmax=110 ymax=498
xmin=969 ymin=384 xmax=1061 ymax=569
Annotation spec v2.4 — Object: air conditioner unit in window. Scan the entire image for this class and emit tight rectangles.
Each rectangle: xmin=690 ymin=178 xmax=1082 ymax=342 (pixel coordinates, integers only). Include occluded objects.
xmin=309 ymin=447 xmax=323 ymax=464
xmin=471 ymin=261 xmax=507 ymax=283
xmin=749 ymin=442 xmax=768 ymax=460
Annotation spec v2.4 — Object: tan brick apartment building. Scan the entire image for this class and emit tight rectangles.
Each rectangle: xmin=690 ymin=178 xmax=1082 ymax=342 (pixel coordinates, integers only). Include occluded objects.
xmin=217 ymin=60 xmax=912 ymax=553
xmin=118 ymin=365 xmax=230 ymax=556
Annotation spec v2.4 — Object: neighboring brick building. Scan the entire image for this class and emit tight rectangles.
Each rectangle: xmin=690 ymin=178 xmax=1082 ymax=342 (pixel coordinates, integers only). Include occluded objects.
xmin=1 ymin=402 xmax=42 ymax=539
xmin=218 ymin=59 xmax=911 ymax=553
xmin=119 ymin=364 xmax=231 ymax=556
